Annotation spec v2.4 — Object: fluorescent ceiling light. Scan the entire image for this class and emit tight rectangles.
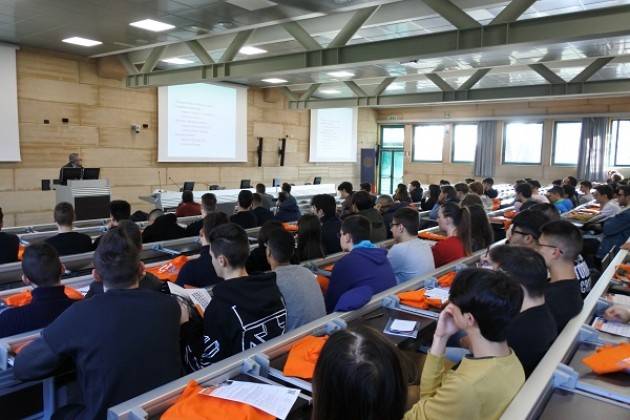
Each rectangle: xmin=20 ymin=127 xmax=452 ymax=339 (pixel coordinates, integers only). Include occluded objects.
xmin=130 ymin=19 xmax=175 ymax=32
xmin=328 ymin=71 xmax=355 ymax=78
xmin=162 ymin=57 xmax=194 ymax=65
xmin=239 ymin=46 xmax=267 ymax=55
xmin=62 ymin=37 xmax=102 ymax=47
xmin=386 ymin=83 xmax=405 ymax=90
xmin=262 ymin=78 xmax=288 ymax=84
xmin=320 ymin=89 xmax=341 ymax=94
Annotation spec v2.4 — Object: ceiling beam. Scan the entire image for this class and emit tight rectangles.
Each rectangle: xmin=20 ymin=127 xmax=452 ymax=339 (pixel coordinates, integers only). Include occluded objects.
xmin=300 ymin=83 xmax=321 ymax=101
xmin=287 ymin=78 xmax=630 ymax=109
xmin=185 ymin=40 xmax=214 ymax=65
xmin=281 ymin=21 xmax=321 ymax=51
xmin=374 ymin=77 xmax=396 ymax=96
xmin=328 ymin=6 xmax=379 ymax=48
xmin=220 ymin=30 xmax=254 ymax=63
xmin=126 ymin=5 xmax=630 ymax=88
xmin=344 ymin=80 xmax=368 ymax=97
xmin=425 ymin=73 xmax=454 ymax=91
xmin=458 ymin=68 xmax=491 ymax=91
xmin=528 ymin=63 xmax=565 ymax=84
xmin=423 ymin=0 xmax=480 ymax=30
xmin=139 ymin=46 xmax=166 ymax=74
xmin=117 ymin=54 xmax=139 ymax=75
xmin=278 ymin=86 xmax=298 ymax=101
xmin=490 ymin=0 xmax=537 ymax=25
xmin=570 ymin=57 xmax=614 ymax=83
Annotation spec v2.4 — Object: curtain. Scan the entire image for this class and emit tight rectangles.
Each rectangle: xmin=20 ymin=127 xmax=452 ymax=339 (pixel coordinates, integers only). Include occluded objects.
xmin=577 ymin=117 xmax=608 ymax=182
xmin=474 ymin=121 xmax=497 ymax=178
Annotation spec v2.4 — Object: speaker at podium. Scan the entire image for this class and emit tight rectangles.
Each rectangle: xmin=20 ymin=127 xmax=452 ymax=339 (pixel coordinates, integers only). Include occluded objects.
xmin=56 ymin=168 xmax=110 ymax=220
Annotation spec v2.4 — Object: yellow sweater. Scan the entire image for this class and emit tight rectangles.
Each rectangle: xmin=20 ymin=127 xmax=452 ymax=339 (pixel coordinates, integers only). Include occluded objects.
xmin=404 ymin=351 xmax=525 ymax=420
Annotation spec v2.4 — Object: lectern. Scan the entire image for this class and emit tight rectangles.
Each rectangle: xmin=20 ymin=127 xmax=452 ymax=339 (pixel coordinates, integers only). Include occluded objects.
xmin=55 ymin=179 xmax=111 ymax=220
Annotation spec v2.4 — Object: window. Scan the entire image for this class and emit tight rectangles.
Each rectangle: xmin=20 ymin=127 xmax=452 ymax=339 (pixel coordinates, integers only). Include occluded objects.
xmin=413 ymin=124 xmax=446 ymax=162
xmin=552 ymin=121 xmax=582 ymax=166
xmin=612 ymin=120 xmax=630 ymax=166
xmin=503 ymin=122 xmax=543 ymax=164
xmin=452 ymin=124 xmax=478 ymax=163
xmin=381 ymin=125 xmax=404 ymax=148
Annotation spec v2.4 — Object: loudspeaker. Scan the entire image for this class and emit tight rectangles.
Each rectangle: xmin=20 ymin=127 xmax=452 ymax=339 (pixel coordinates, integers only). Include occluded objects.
xmin=278 ymin=137 xmax=287 ymax=166
xmin=256 ymin=137 xmax=263 ymax=167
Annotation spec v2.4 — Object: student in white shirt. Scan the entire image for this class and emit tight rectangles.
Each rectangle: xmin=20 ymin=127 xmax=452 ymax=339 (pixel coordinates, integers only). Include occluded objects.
xmin=586 ymin=185 xmax=621 ymax=226
xmin=578 ymin=180 xmax=594 ymax=205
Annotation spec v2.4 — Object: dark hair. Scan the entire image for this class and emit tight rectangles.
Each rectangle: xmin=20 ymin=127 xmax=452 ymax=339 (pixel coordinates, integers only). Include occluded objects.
xmin=352 ymin=191 xmax=375 ymax=211
xmin=528 ymin=203 xmax=560 ymax=221
xmin=393 ymin=184 xmax=411 ymax=203
xmin=440 ymin=185 xmax=458 ymax=202
xmin=539 ymin=220 xmax=583 ymax=261
xmin=439 ymin=179 xmax=450 ymax=186
xmin=594 ymin=184 xmax=613 ymax=199
xmin=255 ymin=183 xmax=266 ymax=194
xmin=376 ymin=195 xmax=394 ymax=212
xmin=449 ymin=268 xmax=523 ymax=342
xmin=393 ymin=207 xmax=419 ymax=236
xmin=468 ymin=181 xmax=484 ymax=195
xmin=547 ymin=186 xmax=564 ymax=197
xmin=360 ymin=182 xmax=371 ymax=192
xmin=202 ymin=212 xmax=229 ymax=240
xmin=460 ymin=193 xmax=483 ymax=208
xmin=238 ymin=189 xmax=254 ymax=208
xmin=618 ymin=185 xmax=630 ymax=196
xmin=0 ymin=207 xmax=3 ymax=226
xmin=580 ymin=180 xmax=592 ymax=189
xmin=611 ymin=173 xmax=623 ymax=183
xmin=54 ymin=202 xmax=74 ymax=226
xmin=528 ymin=180 xmax=542 ymax=189
xmin=515 ymin=182 xmax=532 ymax=199
xmin=519 ymin=200 xmax=539 ymax=212
xmin=552 ymin=179 xmax=562 ymax=186
xmin=489 ymin=245 xmax=548 ymax=298
xmin=201 ymin=193 xmax=217 ymax=213
xmin=467 ymin=205 xmax=494 ymax=252
xmin=109 ymin=200 xmax=131 ymax=222
xmin=464 ymin=178 xmax=475 ymax=184
xmin=562 ymin=185 xmax=576 ymax=199
xmin=94 ymin=227 xmax=141 ymax=288
xmin=410 ymin=180 xmax=421 ymax=189
xmin=277 ymin=191 xmax=288 ymax=203
xmin=266 ymin=228 xmax=295 ymax=264
xmin=312 ymin=326 xmax=406 ymax=420
xmin=440 ymin=202 xmax=472 ymax=255
xmin=258 ymin=220 xmax=284 ymax=247
xmin=281 ymin=182 xmax=292 ymax=193
xmin=311 ymin=194 xmax=337 ymax=218
xmin=482 ymin=177 xmax=494 ymax=185
xmin=511 ymin=210 xmax=550 ymax=240
xmin=337 ymin=182 xmax=353 ymax=194
xmin=22 ymin=243 xmax=62 ymax=287
xmin=565 ymin=176 xmax=578 ymax=187
xmin=296 ymin=214 xmax=325 ymax=262
xmin=341 ymin=215 xmax=371 ymax=244
xmin=117 ymin=220 xmax=143 ymax=249
xmin=454 ymin=183 xmax=469 ymax=195
xmin=182 ymin=190 xmax=194 ymax=203
xmin=428 ymin=184 xmax=441 ymax=200
xmin=252 ymin=193 xmax=262 ymax=204
xmin=208 ymin=223 xmax=250 ymax=268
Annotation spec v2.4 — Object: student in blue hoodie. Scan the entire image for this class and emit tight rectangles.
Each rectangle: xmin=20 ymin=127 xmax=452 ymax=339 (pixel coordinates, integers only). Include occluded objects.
xmin=274 ymin=191 xmax=301 ymax=222
xmin=325 ymin=215 xmax=396 ymax=313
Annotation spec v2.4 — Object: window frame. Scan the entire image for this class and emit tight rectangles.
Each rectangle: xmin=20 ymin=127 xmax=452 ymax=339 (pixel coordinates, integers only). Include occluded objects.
xmin=379 ymin=124 xmax=405 ymax=149
xmin=502 ymin=121 xmax=544 ymax=165
xmin=451 ymin=123 xmax=478 ymax=164
xmin=412 ymin=123 xmax=447 ymax=163
xmin=551 ymin=120 xmax=582 ymax=167
xmin=612 ymin=119 xmax=630 ymax=167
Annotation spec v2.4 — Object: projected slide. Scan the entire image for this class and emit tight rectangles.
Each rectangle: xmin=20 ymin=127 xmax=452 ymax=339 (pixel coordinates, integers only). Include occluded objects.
xmin=0 ymin=45 xmax=20 ymax=162
xmin=309 ymin=108 xmax=357 ymax=162
xmin=158 ymin=83 xmax=248 ymax=162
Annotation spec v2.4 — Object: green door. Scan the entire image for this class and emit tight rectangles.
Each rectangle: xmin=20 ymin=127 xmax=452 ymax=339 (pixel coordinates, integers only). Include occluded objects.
xmin=379 ymin=125 xmax=404 ymax=195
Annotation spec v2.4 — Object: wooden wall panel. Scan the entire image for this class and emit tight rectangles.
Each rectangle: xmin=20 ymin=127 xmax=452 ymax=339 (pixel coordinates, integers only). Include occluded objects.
xmin=18 ymin=78 xmax=97 ymax=105
xmin=18 ymin=99 xmax=81 ymax=125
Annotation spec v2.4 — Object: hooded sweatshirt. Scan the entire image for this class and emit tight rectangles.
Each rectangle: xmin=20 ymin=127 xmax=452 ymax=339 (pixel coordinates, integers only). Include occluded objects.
xmin=182 ymin=272 xmax=287 ymax=371
xmin=325 ymin=246 xmax=396 ymax=313
xmin=142 ymin=213 xmax=187 ymax=243
xmin=274 ymin=200 xmax=301 ymax=222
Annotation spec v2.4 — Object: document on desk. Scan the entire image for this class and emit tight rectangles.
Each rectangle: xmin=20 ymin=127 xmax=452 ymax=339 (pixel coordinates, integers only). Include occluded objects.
xmin=201 ymin=380 xmax=300 ymax=419
xmin=592 ymin=317 xmax=630 ymax=338
xmin=167 ymin=282 xmax=211 ymax=316
xmin=606 ymin=293 xmax=630 ymax=307
xmin=425 ymin=288 xmax=450 ymax=304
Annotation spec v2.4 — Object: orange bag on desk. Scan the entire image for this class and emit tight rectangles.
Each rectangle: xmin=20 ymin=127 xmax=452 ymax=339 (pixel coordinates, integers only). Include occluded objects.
xmin=145 ymin=255 xmax=188 ymax=282
xmin=418 ymin=232 xmax=447 ymax=241
xmin=316 ymin=264 xmax=334 ymax=294
xmin=161 ymin=381 xmax=274 ymax=420
xmin=582 ymin=343 xmax=630 ymax=375
xmin=437 ymin=271 xmax=456 ymax=288
xmin=503 ymin=210 xmax=517 ymax=219
xmin=283 ymin=335 xmax=328 ymax=380
xmin=2 ymin=286 xmax=84 ymax=307
xmin=492 ymin=198 xmax=501 ymax=211
xmin=17 ymin=244 xmax=26 ymax=261
xmin=282 ymin=223 xmax=298 ymax=233
xmin=397 ymin=289 xmax=443 ymax=310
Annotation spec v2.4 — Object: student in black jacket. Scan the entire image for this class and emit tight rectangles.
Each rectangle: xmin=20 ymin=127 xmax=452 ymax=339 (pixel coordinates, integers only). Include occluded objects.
xmin=176 ymin=212 xmax=227 ymax=288
xmin=184 ymin=193 xmax=217 ymax=237
xmin=252 ymin=193 xmax=273 ymax=227
xmin=45 ymin=202 xmax=93 ymax=256
xmin=0 ymin=207 xmax=19 ymax=264
xmin=181 ymin=223 xmax=287 ymax=371
xmin=0 ymin=243 xmax=77 ymax=338
xmin=14 ymin=227 xmax=183 ymax=419
xmin=142 ymin=210 xmax=187 ymax=243
xmin=230 ymin=190 xmax=258 ymax=229
xmin=92 ymin=200 xmax=131 ymax=249
xmin=246 ymin=220 xmax=284 ymax=273
xmin=311 ymin=194 xmax=342 ymax=255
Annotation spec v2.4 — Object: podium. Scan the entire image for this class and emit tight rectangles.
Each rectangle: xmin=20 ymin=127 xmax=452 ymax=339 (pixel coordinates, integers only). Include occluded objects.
xmin=55 ymin=179 xmax=111 ymax=220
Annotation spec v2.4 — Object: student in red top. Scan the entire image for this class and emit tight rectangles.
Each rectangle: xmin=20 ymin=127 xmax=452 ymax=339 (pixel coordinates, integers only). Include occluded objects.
xmin=431 ymin=202 xmax=472 ymax=267
xmin=175 ymin=190 xmax=201 ymax=217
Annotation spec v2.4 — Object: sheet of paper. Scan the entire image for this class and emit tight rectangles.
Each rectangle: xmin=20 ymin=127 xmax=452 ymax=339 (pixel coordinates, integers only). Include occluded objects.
xmin=592 ymin=317 xmax=630 ymax=338
xmin=201 ymin=380 xmax=300 ymax=420
xmin=425 ymin=288 xmax=450 ymax=303
xmin=77 ymin=286 xmax=91 ymax=296
xmin=607 ymin=293 xmax=630 ymax=306
xmin=167 ymin=282 xmax=212 ymax=315
xmin=167 ymin=282 xmax=188 ymax=298
xmin=390 ymin=319 xmax=417 ymax=332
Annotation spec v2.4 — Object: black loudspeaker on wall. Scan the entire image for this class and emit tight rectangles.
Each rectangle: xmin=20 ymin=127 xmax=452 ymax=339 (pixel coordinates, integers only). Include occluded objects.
xmin=257 ymin=137 xmax=263 ymax=167
xmin=278 ymin=137 xmax=287 ymax=166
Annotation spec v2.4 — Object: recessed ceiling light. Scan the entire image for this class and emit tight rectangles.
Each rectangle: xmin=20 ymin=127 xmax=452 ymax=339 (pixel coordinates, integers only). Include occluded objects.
xmin=239 ymin=46 xmax=267 ymax=55
xmin=130 ymin=19 xmax=175 ymax=32
xmin=320 ymin=89 xmax=341 ymax=94
xmin=386 ymin=83 xmax=405 ymax=91
xmin=262 ymin=78 xmax=288 ymax=84
xmin=162 ymin=57 xmax=194 ymax=65
xmin=62 ymin=37 xmax=102 ymax=47
xmin=328 ymin=71 xmax=355 ymax=78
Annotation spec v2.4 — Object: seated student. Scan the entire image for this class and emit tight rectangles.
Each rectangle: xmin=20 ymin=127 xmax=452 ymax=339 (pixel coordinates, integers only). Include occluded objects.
xmin=393 ymin=183 xmax=411 ymax=203
xmin=429 ymin=185 xmax=458 ymax=220
xmin=514 ymin=182 xmax=533 ymax=211
xmin=482 ymin=177 xmax=498 ymax=199
xmin=563 ymin=176 xmax=580 ymax=207
xmin=528 ymin=180 xmax=549 ymax=204
xmin=295 ymin=214 xmax=325 ymax=262
xmin=537 ymin=221 xmax=584 ymax=331
xmin=468 ymin=182 xmax=493 ymax=210
xmin=181 ymin=223 xmax=287 ymax=370
xmin=184 ymin=193 xmax=216 ymax=237
xmin=488 ymin=246 xmax=558 ymax=377
xmin=597 ymin=185 xmax=630 ymax=260
xmin=466 ymin=204 xmax=494 ymax=252
xmin=274 ymin=191 xmax=301 ymax=222
xmin=251 ymin=193 xmax=273 ymax=227
xmin=14 ymin=228 xmax=183 ymax=419
xmin=405 ymin=269 xmax=524 ymax=420
xmin=246 ymin=220 xmax=284 ymax=273
xmin=281 ymin=182 xmax=298 ymax=207
xmin=585 ymin=184 xmax=621 ymax=227
xmin=142 ymin=210 xmax=187 ymax=243
xmin=454 ymin=183 xmax=469 ymax=202
xmin=360 ymin=182 xmax=377 ymax=204
xmin=176 ymin=213 xmax=228 ymax=288
xmin=93 ymin=200 xmax=132 ymax=249
xmin=431 ymin=202 xmax=471 ymax=267
xmin=579 ymin=180 xmax=594 ymax=204
xmin=230 ymin=190 xmax=258 ymax=229
xmin=409 ymin=180 xmax=423 ymax=203
xmin=546 ymin=186 xmax=573 ymax=214
xmin=0 ymin=207 xmax=19 ymax=264
xmin=313 ymin=326 xmax=407 ymax=420
xmin=552 ymin=179 xmax=562 ymax=187
xmin=255 ymin=183 xmax=274 ymax=210
xmin=337 ymin=181 xmax=354 ymax=219
xmin=175 ymin=190 xmax=201 ymax=217
xmin=311 ymin=194 xmax=342 ymax=255
xmin=421 ymin=184 xmax=440 ymax=211
xmin=352 ymin=191 xmax=387 ymax=243
xmin=0 ymin=244 xmax=77 ymax=338
xmin=45 ymin=202 xmax=93 ymax=256
xmin=375 ymin=194 xmax=405 ymax=239
xmin=326 ymin=215 xmax=395 ymax=312
xmin=266 ymin=229 xmax=326 ymax=331
xmin=439 ymin=179 xmax=451 ymax=186
xmin=388 ymin=207 xmax=435 ymax=284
